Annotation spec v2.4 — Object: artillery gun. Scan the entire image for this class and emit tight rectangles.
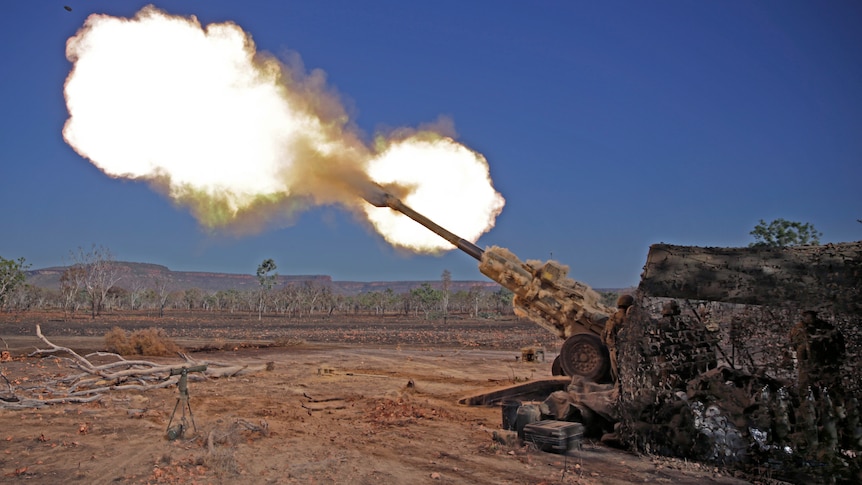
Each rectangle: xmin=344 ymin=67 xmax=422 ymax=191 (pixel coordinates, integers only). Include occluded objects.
xmin=362 ymin=184 xmax=614 ymax=381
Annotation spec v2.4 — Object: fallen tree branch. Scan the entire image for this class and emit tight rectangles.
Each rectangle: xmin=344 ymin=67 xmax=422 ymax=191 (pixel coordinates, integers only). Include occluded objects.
xmin=32 ymin=324 xmax=97 ymax=372
xmin=1 ymin=394 xmax=102 ymax=409
xmin=303 ymin=392 xmax=345 ymax=402
xmin=0 ymin=326 xmax=275 ymax=409
xmin=203 ymin=364 xmax=258 ymax=378
xmin=67 ymin=376 xmax=181 ymax=396
xmin=301 ymin=400 xmax=347 ymax=411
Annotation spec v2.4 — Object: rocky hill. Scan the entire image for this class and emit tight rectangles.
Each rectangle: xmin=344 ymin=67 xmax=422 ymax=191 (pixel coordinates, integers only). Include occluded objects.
xmin=25 ymin=262 xmax=503 ymax=296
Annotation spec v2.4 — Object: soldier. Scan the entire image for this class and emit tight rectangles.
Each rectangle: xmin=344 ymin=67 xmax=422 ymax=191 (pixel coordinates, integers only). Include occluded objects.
xmin=602 ymin=294 xmax=634 ymax=383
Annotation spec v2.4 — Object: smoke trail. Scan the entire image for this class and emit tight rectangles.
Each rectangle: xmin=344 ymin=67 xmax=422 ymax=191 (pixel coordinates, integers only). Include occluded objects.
xmin=63 ymin=5 xmax=504 ymax=253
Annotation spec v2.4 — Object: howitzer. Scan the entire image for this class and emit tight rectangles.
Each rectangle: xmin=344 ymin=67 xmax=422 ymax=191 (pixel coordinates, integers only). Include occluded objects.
xmin=362 ymin=184 xmax=613 ymax=380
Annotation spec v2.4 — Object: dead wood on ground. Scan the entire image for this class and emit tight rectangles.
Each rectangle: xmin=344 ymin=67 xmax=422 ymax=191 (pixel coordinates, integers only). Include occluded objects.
xmin=0 ymin=325 xmax=274 ymax=409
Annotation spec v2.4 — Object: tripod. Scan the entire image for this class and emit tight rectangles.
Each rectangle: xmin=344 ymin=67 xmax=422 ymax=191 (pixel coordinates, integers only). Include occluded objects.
xmin=166 ymin=364 xmax=207 ymax=440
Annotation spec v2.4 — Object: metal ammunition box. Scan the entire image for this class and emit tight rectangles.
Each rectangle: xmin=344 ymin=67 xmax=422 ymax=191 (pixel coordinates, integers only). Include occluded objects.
xmin=522 ymin=420 xmax=584 ymax=453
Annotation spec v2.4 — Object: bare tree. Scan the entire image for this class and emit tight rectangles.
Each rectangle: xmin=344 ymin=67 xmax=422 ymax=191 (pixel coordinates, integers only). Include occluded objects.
xmin=441 ymin=269 xmax=452 ymax=322
xmin=70 ymin=245 xmax=125 ymax=318
xmin=183 ymin=287 xmax=204 ymax=310
xmin=216 ymin=289 xmax=241 ymax=313
xmin=151 ymin=275 xmax=173 ymax=317
xmin=127 ymin=279 xmax=147 ymax=310
xmin=297 ymin=280 xmax=326 ymax=317
xmin=278 ymin=284 xmax=301 ymax=317
xmin=60 ymin=266 xmax=85 ymax=318
xmin=256 ymin=259 xmax=278 ymax=320
xmin=465 ymin=290 xmax=480 ymax=315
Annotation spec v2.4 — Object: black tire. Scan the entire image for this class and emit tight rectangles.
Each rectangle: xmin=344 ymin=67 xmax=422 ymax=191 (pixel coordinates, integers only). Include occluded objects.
xmin=559 ymin=334 xmax=610 ymax=381
xmin=551 ymin=355 xmax=563 ymax=376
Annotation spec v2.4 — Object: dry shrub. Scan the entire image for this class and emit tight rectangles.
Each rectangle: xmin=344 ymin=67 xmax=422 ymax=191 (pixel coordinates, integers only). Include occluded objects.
xmin=202 ymin=448 xmax=238 ymax=477
xmin=273 ymin=336 xmax=306 ymax=347
xmin=104 ymin=327 xmax=183 ymax=356
xmin=104 ymin=327 xmax=129 ymax=353
xmin=200 ymin=423 xmax=264 ymax=477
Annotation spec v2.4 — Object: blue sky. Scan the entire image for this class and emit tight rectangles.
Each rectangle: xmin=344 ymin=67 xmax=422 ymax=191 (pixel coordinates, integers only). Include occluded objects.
xmin=2 ymin=1 xmax=860 ymax=288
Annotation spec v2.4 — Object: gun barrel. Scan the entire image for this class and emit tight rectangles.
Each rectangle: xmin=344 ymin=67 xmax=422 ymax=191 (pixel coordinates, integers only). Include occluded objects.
xmin=361 ymin=184 xmax=484 ymax=261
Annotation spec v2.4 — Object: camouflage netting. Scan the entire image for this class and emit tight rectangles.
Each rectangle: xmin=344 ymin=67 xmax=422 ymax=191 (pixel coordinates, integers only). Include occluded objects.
xmin=638 ymin=242 xmax=862 ymax=314
xmin=478 ymin=245 xmax=611 ymax=339
xmin=616 ymin=241 xmax=862 ymax=484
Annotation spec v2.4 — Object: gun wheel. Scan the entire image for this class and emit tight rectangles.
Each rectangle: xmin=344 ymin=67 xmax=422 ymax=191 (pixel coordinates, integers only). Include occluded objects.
xmin=559 ymin=334 xmax=610 ymax=381
xmin=551 ymin=355 xmax=564 ymax=376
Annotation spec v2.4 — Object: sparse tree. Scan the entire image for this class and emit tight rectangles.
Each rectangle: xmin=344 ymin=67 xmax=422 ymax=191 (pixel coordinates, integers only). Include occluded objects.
xmin=183 ymin=287 xmax=204 ymax=310
xmin=70 ymin=245 xmax=126 ymax=318
xmin=278 ymin=283 xmax=301 ymax=317
xmin=599 ymin=290 xmax=622 ymax=308
xmin=357 ymin=291 xmax=380 ymax=315
xmin=104 ymin=286 xmax=127 ymax=311
xmin=256 ymin=258 xmax=278 ymax=320
xmin=749 ymin=218 xmax=822 ymax=247
xmin=60 ymin=265 xmax=85 ymax=318
xmin=411 ymin=283 xmax=442 ymax=320
xmin=214 ymin=289 xmax=236 ymax=312
xmin=126 ymin=279 xmax=147 ymax=310
xmin=297 ymin=280 xmax=328 ymax=316
xmin=202 ymin=293 xmax=218 ymax=311
xmin=319 ymin=284 xmax=335 ymax=315
xmin=0 ymin=256 xmax=30 ymax=311
xmin=324 ymin=288 xmax=341 ymax=315
xmin=467 ymin=285 xmax=484 ymax=318
xmin=440 ymin=269 xmax=452 ymax=322
xmin=12 ymin=285 xmax=48 ymax=311
xmin=493 ymin=287 xmax=513 ymax=315
xmin=383 ymin=288 xmax=398 ymax=314
xmin=151 ymin=275 xmax=172 ymax=317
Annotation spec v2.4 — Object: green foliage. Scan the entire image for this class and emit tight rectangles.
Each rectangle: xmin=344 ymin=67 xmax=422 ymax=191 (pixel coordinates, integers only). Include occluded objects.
xmin=411 ymin=282 xmax=442 ymax=306
xmin=492 ymin=287 xmax=514 ymax=314
xmin=256 ymin=258 xmax=278 ymax=289
xmin=256 ymin=258 xmax=278 ymax=320
xmin=749 ymin=218 xmax=822 ymax=247
xmin=410 ymin=283 xmax=442 ymax=319
xmin=0 ymin=256 xmax=30 ymax=309
xmin=599 ymin=290 xmax=622 ymax=308
xmin=494 ymin=287 xmax=513 ymax=305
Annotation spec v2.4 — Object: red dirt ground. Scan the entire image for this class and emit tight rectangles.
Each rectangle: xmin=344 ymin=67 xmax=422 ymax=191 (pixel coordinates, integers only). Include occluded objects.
xmin=0 ymin=311 xmax=768 ymax=484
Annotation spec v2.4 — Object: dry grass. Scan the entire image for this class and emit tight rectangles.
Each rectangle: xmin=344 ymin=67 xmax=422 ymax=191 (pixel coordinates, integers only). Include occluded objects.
xmin=104 ymin=327 xmax=184 ymax=356
xmin=273 ymin=336 xmax=307 ymax=347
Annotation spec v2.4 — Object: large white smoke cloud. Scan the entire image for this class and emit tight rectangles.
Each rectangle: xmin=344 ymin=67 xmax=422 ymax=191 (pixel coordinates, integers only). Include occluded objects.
xmin=63 ymin=5 xmax=504 ymax=253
